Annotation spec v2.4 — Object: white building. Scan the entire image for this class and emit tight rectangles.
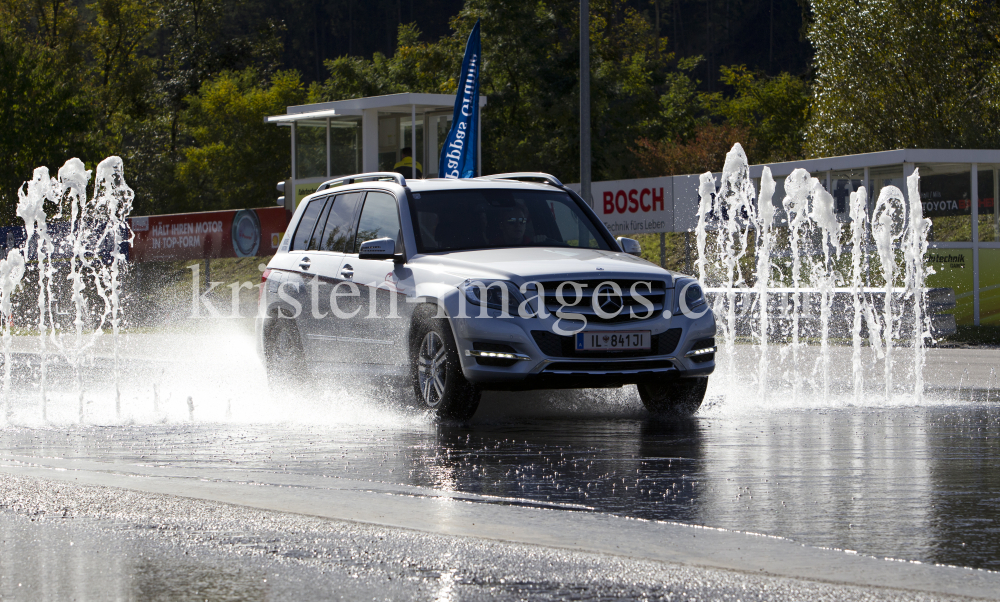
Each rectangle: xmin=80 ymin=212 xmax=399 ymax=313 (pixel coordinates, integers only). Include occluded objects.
xmin=267 ymin=92 xmax=486 ymax=209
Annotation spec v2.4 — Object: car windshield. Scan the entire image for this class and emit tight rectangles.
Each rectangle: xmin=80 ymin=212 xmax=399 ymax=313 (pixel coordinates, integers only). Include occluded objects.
xmin=410 ymin=189 xmax=613 ymax=253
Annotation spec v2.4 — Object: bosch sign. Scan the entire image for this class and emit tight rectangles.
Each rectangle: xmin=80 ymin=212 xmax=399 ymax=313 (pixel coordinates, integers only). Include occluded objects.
xmin=592 ymin=176 xmax=673 ymax=235
xmin=602 ymin=188 xmax=665 ymax=214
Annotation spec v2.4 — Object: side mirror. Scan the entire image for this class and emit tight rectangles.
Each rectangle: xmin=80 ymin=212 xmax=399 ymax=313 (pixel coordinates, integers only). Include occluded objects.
xmin=358 ymin=237 xmax=396 ymax=260
xmin=617 ymin=236 xmax=642 ymax=257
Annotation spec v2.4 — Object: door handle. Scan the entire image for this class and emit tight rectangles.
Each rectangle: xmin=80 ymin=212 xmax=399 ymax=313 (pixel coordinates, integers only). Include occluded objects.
xmin=340 ymin=264 xmax=354 ymax=279
xmin=299 ymin=256 xmax=311 ymax=270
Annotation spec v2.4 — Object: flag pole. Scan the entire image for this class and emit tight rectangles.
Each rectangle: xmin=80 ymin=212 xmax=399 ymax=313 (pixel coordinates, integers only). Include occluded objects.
xmin=580 ymin=0 xmax=592 ymax=207
xmin=438 ymin=20 xmax=481 ymax=179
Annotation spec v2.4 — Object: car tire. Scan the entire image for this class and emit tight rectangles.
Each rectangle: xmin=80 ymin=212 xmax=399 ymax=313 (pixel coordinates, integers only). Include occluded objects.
xmin=264 ymin=315 xmax=306 ymax=389
xmin=637 ymin=377 xmax=708 ymax=416
xmin=411 ymin=314 xmax=480 ymax=420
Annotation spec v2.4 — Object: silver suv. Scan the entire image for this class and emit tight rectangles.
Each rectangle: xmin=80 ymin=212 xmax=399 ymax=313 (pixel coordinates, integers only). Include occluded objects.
xmin=257 ymin=172 xmax=716 ymax=419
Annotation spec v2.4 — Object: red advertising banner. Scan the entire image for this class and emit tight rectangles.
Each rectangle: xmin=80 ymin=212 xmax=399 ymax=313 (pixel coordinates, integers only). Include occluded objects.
xmin=128 ymin=207 xmax=289 ymax=262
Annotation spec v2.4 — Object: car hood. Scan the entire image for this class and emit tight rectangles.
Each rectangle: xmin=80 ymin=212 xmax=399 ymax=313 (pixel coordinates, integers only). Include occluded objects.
xmin=409 ymin=247 xmax=675 ymax=286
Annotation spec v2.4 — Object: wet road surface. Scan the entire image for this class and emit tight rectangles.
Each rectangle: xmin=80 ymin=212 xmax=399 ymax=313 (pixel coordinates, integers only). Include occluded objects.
xmin=2 ymin=402 xmax=999 ymax=572
xmin=2 ymin=335 xmax=1000 ymax=599
xmin=3 ymin=472 xmax=980 ymax=602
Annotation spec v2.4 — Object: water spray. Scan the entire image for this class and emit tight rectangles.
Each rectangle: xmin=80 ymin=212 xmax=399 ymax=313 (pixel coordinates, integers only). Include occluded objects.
xmin=697 ymin=145 xmax=932 ymax=403
xmin=0 ymin=250 xmax=26 ymax=423
xmin=16 ymin=167 xmax=59 ymax=420
xmin=755 ymin=168 xmax=776 ymax=401
xmin=7 ymin=157 xmax=133 ymax=423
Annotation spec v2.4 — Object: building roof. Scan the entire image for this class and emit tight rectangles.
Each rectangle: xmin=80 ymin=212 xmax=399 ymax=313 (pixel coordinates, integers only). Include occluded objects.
xmin=266 ymin=92 xmax=488 ymax=123
xmin=749 ymin=148 xmax=1000 ymax=178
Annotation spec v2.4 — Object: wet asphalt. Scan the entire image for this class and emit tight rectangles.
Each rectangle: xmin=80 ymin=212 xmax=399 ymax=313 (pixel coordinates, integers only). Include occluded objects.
xmin=2 ymin=403 xmax=999 ymax=570
xmin=1 ymin=336 xmax=999 ymax=600
xmin=1 ymin=472 xmax=978 ymax=602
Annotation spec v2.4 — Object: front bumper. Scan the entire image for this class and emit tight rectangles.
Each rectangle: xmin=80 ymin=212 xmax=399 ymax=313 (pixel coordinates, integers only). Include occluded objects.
xmin=447 ymin=305 xmax=716 ymax=389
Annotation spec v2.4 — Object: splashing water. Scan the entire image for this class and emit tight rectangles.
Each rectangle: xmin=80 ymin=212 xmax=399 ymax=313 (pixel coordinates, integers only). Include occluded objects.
xmin=872 ymin=185 xmax=905 ymax=401
xmin=0 ymin=250 xmax=26 ymax=423
xmin=16 ymin=165 xmax=58 ymax=420
xmin=848 ymin=185 xmax=869 ymax=405
xmin=0 ymin=157 xmax=449 ymax=428
xmin=90 ymin=157 xmax=135 ymax=417
xmin=713 ymin=145 xmax=758 ymax=385
xmin=0 ymin=149 xmax=941 ymax=425
xmin=754 ymin=169 xmax=776 ymax=402
xmin=4 ymin=157 xmax=134 ymax=423
xmin=698 ymin=145 xmax=933 ymax=405
xmin=905 ymin=172 xmax=932 ymax=403
xmin=782 ymin=168 xmax=811 ymax=403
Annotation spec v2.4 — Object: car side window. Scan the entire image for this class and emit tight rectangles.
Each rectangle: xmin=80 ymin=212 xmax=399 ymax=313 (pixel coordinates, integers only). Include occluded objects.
xmin=291 ymin=197 xmax=329 ymax=251
xmin=319 ymin=192 xmax=363 ymax=252
xmin=353 ymin=192 xmax=402 ymax=253
xmin=307 ymin=196 xmax=335 ymax=250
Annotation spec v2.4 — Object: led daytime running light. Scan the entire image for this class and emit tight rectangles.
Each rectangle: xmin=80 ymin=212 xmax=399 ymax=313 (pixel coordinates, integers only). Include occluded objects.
xmin=684 ymin=346 xmax=717 ymax=357
xmin=464 ymin=350 xmax=531 ymax=361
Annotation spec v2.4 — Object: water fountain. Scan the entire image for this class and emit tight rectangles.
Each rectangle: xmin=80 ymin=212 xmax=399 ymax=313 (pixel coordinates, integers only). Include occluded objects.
xmin=0 ymin=147 xmax=938 ymax=424
xmin=1 ymin=157 xmax=133 ymax=424
xmin=0 ymin=250 xmax=25 ymax=422
xmin=698 ymin=144 xmax=933 ymax=404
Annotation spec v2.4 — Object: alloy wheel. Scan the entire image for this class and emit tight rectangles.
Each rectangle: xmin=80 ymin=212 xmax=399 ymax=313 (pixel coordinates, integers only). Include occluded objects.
xmin=417 ymin=331 xmax=448 ymax=407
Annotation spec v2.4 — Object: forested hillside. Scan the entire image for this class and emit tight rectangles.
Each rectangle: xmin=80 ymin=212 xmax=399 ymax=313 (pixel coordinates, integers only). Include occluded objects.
xmin=2 ymin=0 xmax=998 ymax=223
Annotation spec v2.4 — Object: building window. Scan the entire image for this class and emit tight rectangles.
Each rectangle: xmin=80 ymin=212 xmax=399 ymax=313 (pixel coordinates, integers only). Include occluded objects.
xmin=295 ymin=120 xmax=327 ymax=179
xmin=915 ymin=163 xmax=972 ymax=243
xmin=978 ymin=166 xmax=998 ymax=243
xmin=329 ymin=117 xmax=362 ymax=178
xmin=831 ymin=170 xmax=865 ymax=221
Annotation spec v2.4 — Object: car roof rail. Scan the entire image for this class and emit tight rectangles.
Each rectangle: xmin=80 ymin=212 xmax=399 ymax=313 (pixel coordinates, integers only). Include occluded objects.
xmin=483 ymin=172 xmax=564 ymax=187
xmin=316 ymin=172 xmax=406 ymax=192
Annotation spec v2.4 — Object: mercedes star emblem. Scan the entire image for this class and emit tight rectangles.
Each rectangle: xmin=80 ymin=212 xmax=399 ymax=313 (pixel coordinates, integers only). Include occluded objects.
xmin=596 ymin=284 xmax=623 ymax=314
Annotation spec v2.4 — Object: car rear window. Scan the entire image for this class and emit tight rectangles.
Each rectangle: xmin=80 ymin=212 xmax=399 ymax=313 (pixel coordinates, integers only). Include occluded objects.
xmin=291 ymin=197 xmax=329 ymax=251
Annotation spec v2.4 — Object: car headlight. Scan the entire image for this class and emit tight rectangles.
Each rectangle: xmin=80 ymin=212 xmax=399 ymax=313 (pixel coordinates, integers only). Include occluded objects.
xmin=674 ymin=278 xmax=707 ymax=316
xmin=461 ymin=279 xmax=526 ymax=315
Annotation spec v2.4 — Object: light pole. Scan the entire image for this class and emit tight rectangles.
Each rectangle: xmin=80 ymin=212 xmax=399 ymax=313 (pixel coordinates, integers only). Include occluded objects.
xmin=580 ymin=0 xmax=591 ymax=207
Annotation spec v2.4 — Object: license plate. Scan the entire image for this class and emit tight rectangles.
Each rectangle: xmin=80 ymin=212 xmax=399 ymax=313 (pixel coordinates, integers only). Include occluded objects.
xmin=575 ymin=331 xmax=650 ymax=351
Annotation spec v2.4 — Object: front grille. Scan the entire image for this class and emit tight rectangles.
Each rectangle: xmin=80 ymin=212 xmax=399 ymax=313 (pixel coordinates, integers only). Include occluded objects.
xmin=534 ymin=279 xmax=669 ymax=323
xmin=542 ymin=359 xmax=674 ymax=374
xmin=531 ymin=328 xmax=682 ymax=358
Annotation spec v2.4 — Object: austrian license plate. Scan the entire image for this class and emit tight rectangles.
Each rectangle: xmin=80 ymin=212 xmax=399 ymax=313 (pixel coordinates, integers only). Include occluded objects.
xmin=575 ymin=331 xmax=651 ymax=351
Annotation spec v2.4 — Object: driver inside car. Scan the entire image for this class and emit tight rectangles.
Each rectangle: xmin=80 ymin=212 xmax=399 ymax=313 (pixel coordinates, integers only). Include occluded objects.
xmin=492 ymin=206 xmax=546 ymax=246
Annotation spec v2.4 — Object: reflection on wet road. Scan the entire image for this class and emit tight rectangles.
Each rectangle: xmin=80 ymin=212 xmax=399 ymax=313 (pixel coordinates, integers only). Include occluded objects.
xmin=3 ymin=400 xmax=998 ymax=570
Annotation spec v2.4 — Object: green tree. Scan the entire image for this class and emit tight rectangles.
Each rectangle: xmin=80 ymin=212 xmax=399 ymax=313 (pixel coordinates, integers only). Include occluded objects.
xmin=176 ymin=68 xmax=306 ymax=212
xmin=632 ymin=122 xmax=753 ymax=177
xmin=0 ymin=0 xmax=163 ymax=223
xmin=86 ymin=0 xmax=160 ymax=140
xmin=126 ymin=0 xmax=286 ymax=215
xmin=806 ymin=0 xmax=1000 ymax=156
xmin=0 ymin=19 xmax=93 ymax=225
xmin=309 ymin=1 xmax=701 ymax=182
xmin=703 ymin=65 xmax=810 ymax=163
xmin=0 ymin=0 xmax=88 ymax=62
xmin=462 ymin=0 xmax=693 ymax=181
xmin=309 ymin=23 xmax=458 ymax=101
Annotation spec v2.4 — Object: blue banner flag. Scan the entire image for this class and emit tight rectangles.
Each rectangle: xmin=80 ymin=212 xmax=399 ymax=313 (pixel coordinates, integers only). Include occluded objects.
xmin=439 ymin=20 xmax=481 ymax=179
